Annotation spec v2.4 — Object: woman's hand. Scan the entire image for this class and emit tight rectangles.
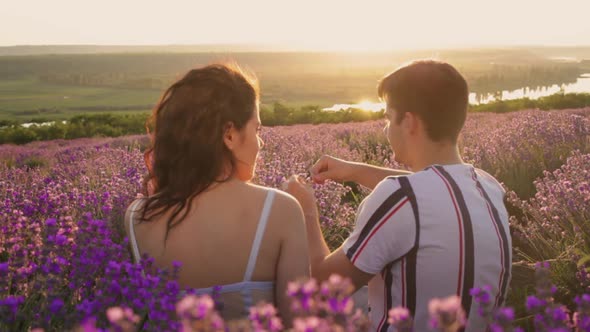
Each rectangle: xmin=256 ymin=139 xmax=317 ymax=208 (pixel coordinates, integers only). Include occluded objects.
xmin=282 ymin=175 xmax=318 ymax=219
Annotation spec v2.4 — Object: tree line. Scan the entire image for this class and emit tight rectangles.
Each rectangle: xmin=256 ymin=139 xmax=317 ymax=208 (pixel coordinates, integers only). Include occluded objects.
xmin=1 ymin=93 xmax=590 ymax=145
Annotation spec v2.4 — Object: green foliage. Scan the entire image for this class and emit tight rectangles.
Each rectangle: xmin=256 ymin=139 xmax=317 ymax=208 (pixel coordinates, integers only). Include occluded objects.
xmin=0 ymin=113 xmax=148 ymax=144
xmin=262 ymin=103 xmax=384 ymax=126
xmin=470 ymin=92 xmax=590 ymax=113
xmin=2 ymin=92 xmax=590 ymax=145
xmin=0 ymin=105 xmax=385 ymax=144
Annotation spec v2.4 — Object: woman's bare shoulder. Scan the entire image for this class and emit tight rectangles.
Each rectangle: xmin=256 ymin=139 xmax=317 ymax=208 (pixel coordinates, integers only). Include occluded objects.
xmin=246 ymin=183 xmax=301 ymax=211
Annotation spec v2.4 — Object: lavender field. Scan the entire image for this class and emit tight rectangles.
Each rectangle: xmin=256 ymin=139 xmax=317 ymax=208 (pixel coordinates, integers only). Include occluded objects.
xmin=2 ymin=108 xmax=590 ymax=331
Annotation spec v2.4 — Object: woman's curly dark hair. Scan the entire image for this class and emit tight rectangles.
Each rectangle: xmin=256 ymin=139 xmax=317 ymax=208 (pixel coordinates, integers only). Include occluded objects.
xmin=139 ymin=63 xmax=259 ymax=243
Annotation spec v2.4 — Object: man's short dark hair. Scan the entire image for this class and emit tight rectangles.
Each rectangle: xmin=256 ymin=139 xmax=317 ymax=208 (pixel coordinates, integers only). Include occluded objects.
xmin=378 ymin=60 xmax=468 ymax=142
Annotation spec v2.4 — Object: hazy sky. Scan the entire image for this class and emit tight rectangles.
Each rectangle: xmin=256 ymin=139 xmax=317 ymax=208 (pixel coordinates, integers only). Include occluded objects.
xmin=2 ymin=0 xmax=589 ymax=50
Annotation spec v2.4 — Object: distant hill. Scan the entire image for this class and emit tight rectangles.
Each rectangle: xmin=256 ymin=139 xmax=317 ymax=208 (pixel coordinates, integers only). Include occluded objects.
xmin=2 ymin=45 xmax=590 ymax=58
xmin=1 ymin=46 xmax=588 ymax=122
xmin=526 ymin=46 xmax=590 ymax=63
xmin=0 ymin=44 xmax=295 ymax=56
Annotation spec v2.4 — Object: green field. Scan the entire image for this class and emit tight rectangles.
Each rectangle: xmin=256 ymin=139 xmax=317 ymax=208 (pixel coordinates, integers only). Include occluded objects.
xmin=0 ymin=47 xmax=588 ymax=122
xmin=0 ymin=77 xmax=155 ymax=120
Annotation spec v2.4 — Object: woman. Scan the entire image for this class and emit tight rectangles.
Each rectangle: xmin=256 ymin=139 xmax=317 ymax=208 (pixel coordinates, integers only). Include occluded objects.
xmin=124 ymin=63 xmax=310 ymax=324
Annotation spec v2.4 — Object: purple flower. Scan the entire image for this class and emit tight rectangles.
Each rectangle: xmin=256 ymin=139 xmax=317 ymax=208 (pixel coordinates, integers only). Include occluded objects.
xmin=470 ymin=286 xmax=492 ymax=306
xmin=428 ymin=295 xmax=466 ymax=332
xmin=45 ymin=218 xmax=57 ymax=227
xmin=470 ymin=286 xmax=494 ymax=319
xmin=489 ymin=307 xmax=521 ymax=332
xmin=293 ymin=316 xmax=330 ymax=332
xmin=287 ymin=278 xmax=319 ymax=313
xmin=76 ymin=317 xmax=101 ymax=332
xmin=2 ymin=110 xmax=590 ymax=330
xmin=176 ymin=294 xmax=224 ymax=331
xmin=522 ymin=263 xmax=572 ymax=330
xmin=319 ymin=274 xmax=354 ymax=315
xmin=249 ymin=302 xmax=283 ymax=332
xmin=495 ymin=307 xmax=515 ymax=321
xmin=388 ymin=307 xmax=414 ymax=332
xmin=49 ymin=298 xmax=64 ymax=314
xmin=574 ymin=311 xmax=590 ymax=331
xmin=576 ymin=294 xmax=590 ymax=309
xmin=106 ymin=306 xmax=139 ymax=331
xmin=526 ymin=295 xmax=547 ymax=312
xmin=0 ymin=295 xmax=25 ymax=320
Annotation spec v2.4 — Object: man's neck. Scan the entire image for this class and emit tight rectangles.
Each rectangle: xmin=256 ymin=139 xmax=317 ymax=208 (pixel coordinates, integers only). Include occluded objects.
xmin=408 ymin=141 xmax=464 ymax=172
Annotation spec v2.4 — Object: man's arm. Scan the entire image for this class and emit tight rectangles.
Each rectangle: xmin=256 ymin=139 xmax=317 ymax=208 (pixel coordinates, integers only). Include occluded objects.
xmin=285 ymin=175 xmax=416 ymax=292
xmin=310 ymin=155 xmax=411 ymax=190
xmin=348 ymin=162 xmax=411 ymax=190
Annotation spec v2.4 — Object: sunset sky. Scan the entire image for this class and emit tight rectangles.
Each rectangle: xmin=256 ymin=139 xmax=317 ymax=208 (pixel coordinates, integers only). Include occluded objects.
xmin=2 ymin=0 xmax=589 ymax=50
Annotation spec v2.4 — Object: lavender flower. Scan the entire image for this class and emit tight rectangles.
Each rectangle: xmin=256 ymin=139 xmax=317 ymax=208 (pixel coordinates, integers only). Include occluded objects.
xmin=249 ymin=302 xmax=283 ymax=332
xmin=574 ymin=294 xmax=590 ymax=332
xmin=388 ymin=307 xmax=414 ymax=332
xmin=319 ymin=274 xmax=354 ymax=315
xmin=470 ymin=286 xmax=493 ymax=319
xmin=2 ymin=109 xmax=590 ymax=330
xmin=428 ymin=295 xmax=466 ymax=332
xmin=176 ymin=295 xmax=224 ymax=332
xmin=287 ymin=278 xmax=319 ymax=314
xmin=106 ymin=307 xmax=140 ymax=332
xmin=525 ymin=262 xmax=572 ymax=331
xmin=490 ymin=307 xmax=523 ymax=332
xmin=293 ymin=316 xmax=330 ymax=332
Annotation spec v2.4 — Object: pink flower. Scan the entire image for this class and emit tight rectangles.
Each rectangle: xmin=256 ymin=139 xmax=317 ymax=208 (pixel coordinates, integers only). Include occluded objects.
xmin=428 ymin=296 xmax=466 ymax=332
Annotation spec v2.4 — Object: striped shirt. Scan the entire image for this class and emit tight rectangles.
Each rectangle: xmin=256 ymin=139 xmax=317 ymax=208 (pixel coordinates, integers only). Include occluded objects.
xmin=342 ymin=164 xmax=511 ymax=332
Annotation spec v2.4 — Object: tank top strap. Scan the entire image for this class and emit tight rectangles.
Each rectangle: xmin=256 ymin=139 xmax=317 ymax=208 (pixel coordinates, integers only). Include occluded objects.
xmin=127 ymin=199 xmax=144 ymax=263
xmin=242 ymin=189 xmax=276 ymax=282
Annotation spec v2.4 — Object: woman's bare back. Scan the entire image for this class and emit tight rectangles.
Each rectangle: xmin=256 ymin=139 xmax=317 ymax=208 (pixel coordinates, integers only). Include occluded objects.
xmin=128 ymin=180 xmax=282 ymax=286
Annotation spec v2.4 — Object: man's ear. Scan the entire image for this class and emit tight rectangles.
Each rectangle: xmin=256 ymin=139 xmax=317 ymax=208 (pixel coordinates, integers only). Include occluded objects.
xmin=223 ymin=122 xmax=237 ymax=151
xmin=405 ymin=112 xmax=421 ymax=136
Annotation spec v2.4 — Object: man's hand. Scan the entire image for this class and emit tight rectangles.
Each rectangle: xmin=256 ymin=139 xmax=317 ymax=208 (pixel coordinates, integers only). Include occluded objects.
xmin=310 ymin=155 xmax=356 ymax=184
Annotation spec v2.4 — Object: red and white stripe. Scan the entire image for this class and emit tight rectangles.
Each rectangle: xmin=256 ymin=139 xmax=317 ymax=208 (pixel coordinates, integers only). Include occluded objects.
xmin=351 ymin=198 xmax=410 ymax=264
xmin=471 ymin=169 xmax=506 ymax=308
xmin=433 ymin=167 xmax=465 ymax=296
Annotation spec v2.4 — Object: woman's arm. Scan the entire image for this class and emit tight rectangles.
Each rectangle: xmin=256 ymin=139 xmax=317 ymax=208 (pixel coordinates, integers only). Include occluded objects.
xmin=283 ymin=176 xmax=373 ymax=290
xmin=273 ymin=192 xmax=311 ymax=328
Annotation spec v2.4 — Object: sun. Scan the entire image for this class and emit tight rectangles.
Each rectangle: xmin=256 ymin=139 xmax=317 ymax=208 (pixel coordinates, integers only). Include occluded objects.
xmin=357 ymin=100 xmax=386 ymax=112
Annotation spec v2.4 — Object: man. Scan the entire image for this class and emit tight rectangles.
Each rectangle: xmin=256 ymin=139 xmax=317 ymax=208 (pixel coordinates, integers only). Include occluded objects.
xmin=285 ymin=60 xmax=511 ymax=331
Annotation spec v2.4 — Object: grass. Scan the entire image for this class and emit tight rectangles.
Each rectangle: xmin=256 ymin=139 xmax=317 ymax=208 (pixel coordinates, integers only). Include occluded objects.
xmin=0 ymin=77 xmax=339 ymax=122
xmin=0 ymin=77 xmax=343 ymax=122
xmin=0 ymin=77 xmax=159 ymax=120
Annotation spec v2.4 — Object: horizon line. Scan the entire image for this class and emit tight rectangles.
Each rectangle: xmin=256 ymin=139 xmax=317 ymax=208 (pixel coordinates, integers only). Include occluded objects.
xmin=2 ymin=43 xmax=590 ymax=51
